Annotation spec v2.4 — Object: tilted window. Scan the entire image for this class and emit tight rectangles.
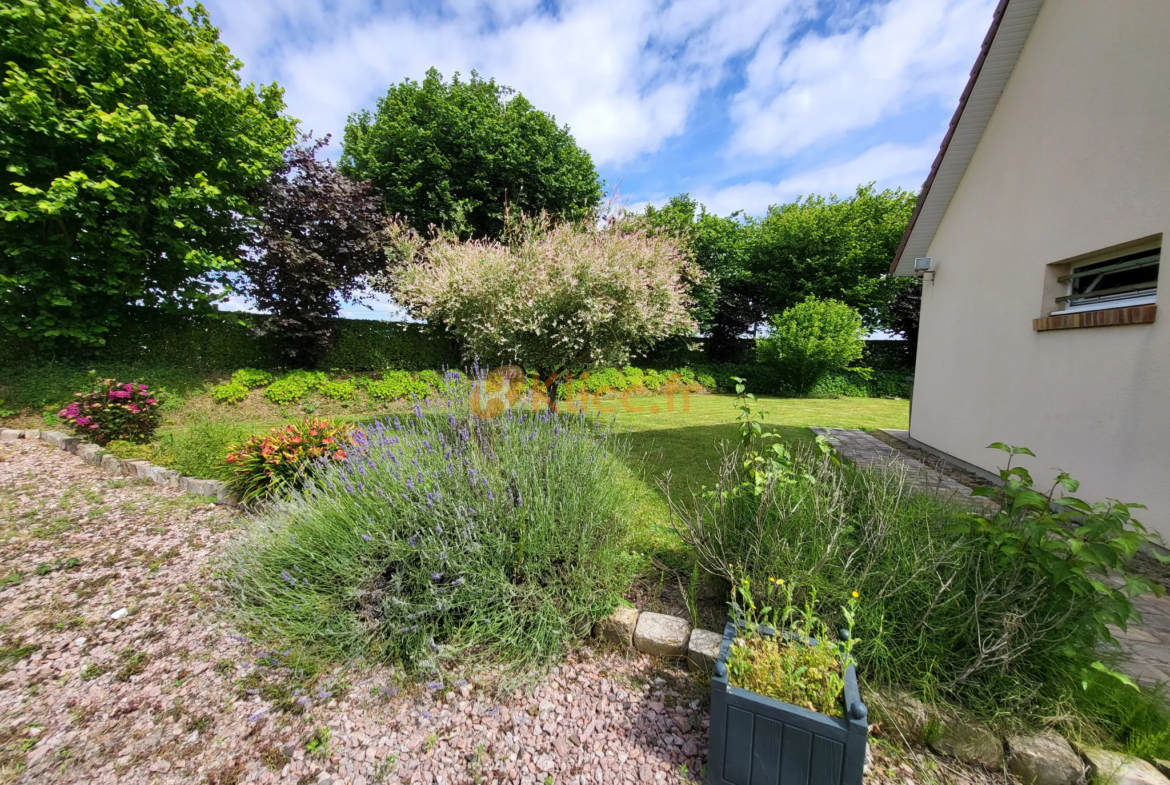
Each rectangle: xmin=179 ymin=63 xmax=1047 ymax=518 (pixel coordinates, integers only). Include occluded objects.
xmin=1057 ymin=247 xmax=1159 ymax=314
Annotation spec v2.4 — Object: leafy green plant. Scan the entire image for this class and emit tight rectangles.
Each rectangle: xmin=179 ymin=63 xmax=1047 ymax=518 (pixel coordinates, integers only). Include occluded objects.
xmin=952 ymin=443 xmax=1167 ymax=685
xmin=363 ymin=370 xmax=429 ymax=401
xmin=585 ymin=367 xmax=628 ymax=394
xmin=318 ymin=379 xmax=357 ymax=401
xmin=225 ymin=419 xmax=354 ymax=504
xmin=757 ymin=297 xmax=866 ymax=396
xmin=222 ymin=396 xmax=636 ymax=680
xmin=212 ymin=382 xmax=250 ymax=405
xmin=231 ymin=369 xmax=275 ymax=388
xmin=416 ymin=370 xmax=442 ymax=389
xmin=58 ymin=377 xmax=162 ymax=444
xmin=303 ymin=727 xmax=331 ymax=757
xmin=265 ymin=371 xmax=327 ymax=406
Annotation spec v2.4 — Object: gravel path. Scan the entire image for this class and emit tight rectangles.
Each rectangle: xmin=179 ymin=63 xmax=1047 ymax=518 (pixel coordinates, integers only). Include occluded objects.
xmin=0 ymin=440 xmax=710 ymax=785
xmin=0 ymin=438 xmax=1011 ymax=785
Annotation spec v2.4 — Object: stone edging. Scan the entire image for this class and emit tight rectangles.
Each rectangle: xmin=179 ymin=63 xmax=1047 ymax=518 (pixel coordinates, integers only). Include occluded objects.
xmin=0 ymin=428 xmax=236 ymax=505
xmin=592 ymin=606 xmax=722 ymax=674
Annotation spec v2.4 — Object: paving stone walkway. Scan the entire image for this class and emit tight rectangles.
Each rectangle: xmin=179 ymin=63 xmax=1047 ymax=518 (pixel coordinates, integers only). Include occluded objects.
xmin=813 ymin=427 xmax=1170 ymax=688
xmin=811 ymin=427 xmax=977 ymax=501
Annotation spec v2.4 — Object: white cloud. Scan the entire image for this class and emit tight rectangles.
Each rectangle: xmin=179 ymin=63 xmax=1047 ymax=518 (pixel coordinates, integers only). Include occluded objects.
xmin=202 ymin=0 xmax=809 ymax=165
xmin=728 ymin=0 xmax=995 ymax=158
xmin=694 ymin=140 xmax=936 ymax=216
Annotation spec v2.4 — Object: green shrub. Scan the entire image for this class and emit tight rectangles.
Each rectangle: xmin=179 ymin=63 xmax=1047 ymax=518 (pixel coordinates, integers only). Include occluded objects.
xmin=318 ymin=380 xmax=357 ymax=401
xmin=643 ymin=370 xmax=665 ymax=392
xmin=222 ymin=405 xmax=635 ymax=679
xmin=585 ymin=367 xmax=627 ymax=394
xmin=672 ymin=434 xmax=1166 ymax=722
xmin=225 ymin=419 xmax=354 ymax=503
xmin=416 ymin=370 xmax=442 ymax=389
xmin=212 ymin=381 xmax=251 ymax=404
xmin=364 ymin=370 xmax=429 ymax=401
xmin=58 ymin=378 xmax=162 ymax=444
xmin=265 ymin=371 xmax=327 ymax=406
xmin=232 ymin=368 xmax=275 ymax=388
xmin=757 ymin=297 xmax=865 ymax=395
xmin=622 ymin=366 xmax=644 ymax=387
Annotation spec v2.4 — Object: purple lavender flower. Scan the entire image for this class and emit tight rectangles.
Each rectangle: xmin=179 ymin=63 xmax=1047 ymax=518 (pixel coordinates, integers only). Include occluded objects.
xmin=454 ymin=679 xmax=467 ymax=688
xmin=361 ymin=534 xmax=372 ymax=542
xmin=430 ymin=572 xmax=444 ymax=581
xmin=248 ymin=711 xmax=264 ymax=722
xmin=297 ymin=696 xmax=311 ymax=706
xmin=426 ymin=681 xmax=441 ymax=691
xmin=281 ymin=570 xmax=294 ymax=584
xmin=452 ymin=578 xmax=464 ymax=587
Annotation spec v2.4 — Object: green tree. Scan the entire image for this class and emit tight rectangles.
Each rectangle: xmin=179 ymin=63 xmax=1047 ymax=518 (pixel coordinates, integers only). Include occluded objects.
xmin=749 ymin=185 xmax=916 ymax=329
xmin=0 ymin=0 xmax=295 ymax=347
xmin=632 ymin=195 xmax=760 ymax=360
xmin=757 ymin=297 xmax=865 ymax=395
xmin=341 ymin=69 xmax=602 ymax=240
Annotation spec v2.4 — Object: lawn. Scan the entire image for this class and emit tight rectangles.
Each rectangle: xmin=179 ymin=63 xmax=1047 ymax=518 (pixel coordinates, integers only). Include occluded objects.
xmin=567 ymin=392 xmax=910 ymax=559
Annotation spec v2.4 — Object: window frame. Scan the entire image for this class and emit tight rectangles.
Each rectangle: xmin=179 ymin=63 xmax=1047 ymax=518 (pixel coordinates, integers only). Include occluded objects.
xmin=1057 ymin=247 xmax=1160 ymax=314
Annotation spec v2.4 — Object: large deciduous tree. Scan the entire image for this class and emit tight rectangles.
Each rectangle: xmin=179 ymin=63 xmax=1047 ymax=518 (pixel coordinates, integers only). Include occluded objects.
xmin=886 ymin=281 xmax=922 ymax=365
xmin=749 ymin=185 xmax=916 ymax=330
xmin=631 ymin=195 xmax=761 ymax=361
xmin=392 ymin=217 xmax=697 ymax=409
xmin=340 ymin=69 xmax=602 ymax=240
xmin=0 ymin=0 xmax=295 ymax=347
xmin=236 ymin=136 xmax=394 ymax=365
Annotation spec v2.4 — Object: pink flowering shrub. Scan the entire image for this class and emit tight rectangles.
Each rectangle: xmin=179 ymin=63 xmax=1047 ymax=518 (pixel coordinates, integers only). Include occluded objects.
xmin=58 ymin=379 xmax=163 ymax=445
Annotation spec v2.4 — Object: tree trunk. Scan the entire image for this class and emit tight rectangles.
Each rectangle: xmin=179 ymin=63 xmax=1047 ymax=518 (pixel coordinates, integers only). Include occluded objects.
xmin=546 ymin=377 xmax=560 ymax=413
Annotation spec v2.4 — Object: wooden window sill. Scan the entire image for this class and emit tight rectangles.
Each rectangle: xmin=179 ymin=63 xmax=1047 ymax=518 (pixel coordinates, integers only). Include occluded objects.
xmin=1033 ymin=304 xmax=1157 ymax=332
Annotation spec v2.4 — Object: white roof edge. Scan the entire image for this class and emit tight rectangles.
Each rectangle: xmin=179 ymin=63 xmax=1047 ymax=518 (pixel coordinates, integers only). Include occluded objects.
xmin=891 ymin=0 xmax=1046 ymax=276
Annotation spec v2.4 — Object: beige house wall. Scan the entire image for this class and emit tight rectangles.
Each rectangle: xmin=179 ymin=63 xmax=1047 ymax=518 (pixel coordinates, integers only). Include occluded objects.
xmin=911 ymin=0 xmax=1170 ymax=541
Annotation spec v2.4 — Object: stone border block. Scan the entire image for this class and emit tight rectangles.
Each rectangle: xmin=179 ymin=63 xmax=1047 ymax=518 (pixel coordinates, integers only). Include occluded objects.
xmin=687 ymin=628 xmax=722 ymax=673
xmin=633 ymin=612 xmax=691 ymax=658
xmin=77 ymin=444 xmax=104 ymax=465
xmin=593 ymin=606 xmax=640 ymax=647
xmin=40 ymin=430 xmax=79 ymax=452
xmin=99 ymin=454 xmax=124 ymax=475
xmin=1 ymin=429 xmax=21 ymax=441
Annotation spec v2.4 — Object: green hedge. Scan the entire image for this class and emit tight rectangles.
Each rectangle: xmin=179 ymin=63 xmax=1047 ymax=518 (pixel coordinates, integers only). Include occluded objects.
xmin=686 ymin=363 xmax=912 ymax=399
xmin=0 ymin=309 xmax=459 ymax=372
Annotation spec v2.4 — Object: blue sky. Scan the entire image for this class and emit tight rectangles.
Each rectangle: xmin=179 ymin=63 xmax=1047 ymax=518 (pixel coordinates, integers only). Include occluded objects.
xmin=203 ymin=0 xmax=997 ymax=319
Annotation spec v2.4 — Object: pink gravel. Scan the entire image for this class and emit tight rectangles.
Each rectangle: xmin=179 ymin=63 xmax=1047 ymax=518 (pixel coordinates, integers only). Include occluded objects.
xmin=0 ymin=440 xmax=709 ymax=784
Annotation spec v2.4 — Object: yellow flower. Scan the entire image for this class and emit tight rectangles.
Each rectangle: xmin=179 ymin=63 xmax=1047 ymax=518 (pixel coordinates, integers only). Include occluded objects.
xmin=851 ymin=591 xmax=860 ymax=599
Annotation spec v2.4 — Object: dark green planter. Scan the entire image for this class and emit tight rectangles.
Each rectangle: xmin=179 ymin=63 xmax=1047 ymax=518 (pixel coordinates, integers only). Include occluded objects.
xmin=708 ymin=621 xmax=868 ymax=785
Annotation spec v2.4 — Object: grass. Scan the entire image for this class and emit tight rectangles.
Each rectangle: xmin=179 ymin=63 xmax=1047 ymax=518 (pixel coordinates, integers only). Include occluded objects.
xmin=567 ymin=392 xmax=909 ymax=561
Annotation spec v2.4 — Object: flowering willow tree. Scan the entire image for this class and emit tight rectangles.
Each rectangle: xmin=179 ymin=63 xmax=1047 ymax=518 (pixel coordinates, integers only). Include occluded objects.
xmin=393 ymin=218 xmax=698 ymax=410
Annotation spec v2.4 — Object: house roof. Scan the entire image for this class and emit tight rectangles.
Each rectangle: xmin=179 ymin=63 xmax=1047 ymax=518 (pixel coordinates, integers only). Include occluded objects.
xmin=889 ymin=0 xmax=1046 ymax=275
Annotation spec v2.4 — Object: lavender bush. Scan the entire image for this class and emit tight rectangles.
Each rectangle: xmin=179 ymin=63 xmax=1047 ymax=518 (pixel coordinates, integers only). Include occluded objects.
xmin=221 ymin=384 xmax=636 ymax=680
